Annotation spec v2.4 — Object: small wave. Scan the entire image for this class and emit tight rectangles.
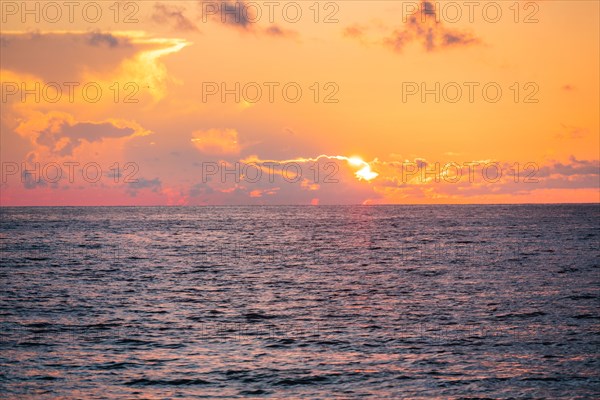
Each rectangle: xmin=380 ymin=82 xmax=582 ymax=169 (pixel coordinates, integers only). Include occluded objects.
xmin=494 ymin=311 xmax=547 ymax=320
xmin=244 ymin=312 xmax=276 ymax=322
xmin=94 ymin=361 xmax=140 ymax=370
xmin=566 ymin=294 xmax=597 ymax=300
xmin=239 ymin=389 xmax=270 ymax=395
xmin=572 ymin=313 xmax=599 ymax=320
xmin=276 ymin=375 xmax=330 ymax=386
xmin=125 ymin=377 xmax=210 ymax=386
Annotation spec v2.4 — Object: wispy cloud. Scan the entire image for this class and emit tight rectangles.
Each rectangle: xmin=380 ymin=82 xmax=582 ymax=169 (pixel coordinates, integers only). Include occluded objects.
xmin=202 ymin=0 xmax=298 ymax=38
xmin=152 ymin=3 xmax=199 ymax=32
xmin=345 ymin=0 xmax=480 ymax=53
xmin=126 ymin=177 xmax=162 ymax=197
xmin=150 ymin=1 xmax=298 ymax=38
xmin=191 ymin=129 xmax=241 ymax=155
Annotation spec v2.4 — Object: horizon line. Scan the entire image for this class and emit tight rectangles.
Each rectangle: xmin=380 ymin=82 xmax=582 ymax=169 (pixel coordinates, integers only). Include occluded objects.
xmin=1 ymin=202 xmax=599 ymax=208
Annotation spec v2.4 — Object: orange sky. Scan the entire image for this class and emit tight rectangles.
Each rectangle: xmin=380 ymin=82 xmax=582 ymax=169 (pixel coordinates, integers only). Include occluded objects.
xmin=1 ymin=0 xmax=598 ymax=205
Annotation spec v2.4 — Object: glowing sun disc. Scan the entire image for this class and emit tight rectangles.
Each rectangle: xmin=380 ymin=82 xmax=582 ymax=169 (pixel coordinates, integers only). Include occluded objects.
xmin=348 ymin=157 xmax=365 ymax=166
xmin=356 ymin=165 xmax=378 ymax=181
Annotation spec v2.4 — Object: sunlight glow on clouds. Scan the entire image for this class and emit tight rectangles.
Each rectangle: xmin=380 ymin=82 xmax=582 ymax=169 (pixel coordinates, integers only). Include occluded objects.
xmin=0 ymin=0 xmax=598 ymax=205
xmin=191 ymin=129 xmax=241 ymax=155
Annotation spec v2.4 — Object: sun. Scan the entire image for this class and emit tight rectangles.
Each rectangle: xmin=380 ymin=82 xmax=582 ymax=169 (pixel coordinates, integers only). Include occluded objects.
xmin=345 ymin=156 xmax=378 ymax=181
xmin=348 ymin=156 xmax=364 ymax=166
xmin=355 ymin=165 xmax=378 ymax=181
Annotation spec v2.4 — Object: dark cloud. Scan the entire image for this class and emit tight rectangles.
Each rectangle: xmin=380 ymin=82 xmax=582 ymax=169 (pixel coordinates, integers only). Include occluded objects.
xmin=140 ymin=1 xmax=300 ymax=38
xmin=189 ymin=181 xmax=215 ymax=198
xmin=346 ymin=0 xmax=480 ymax=53
xmin=215 ymin=0 xmax=253 ymax=29
xmin=20 ymin=156 xmax=60 ymax=190
xmin=86 ymin=32 xmax=123 ymax=48
xmin=152 ymin=3 xmax=199 ymax=32
xmin=422 ymin=1 xmax=436 ymax=16
xmin=385 ymin=3 xmax=480 ymax=53
xmin=538 ymin=157 xmax=600 ymax=178
xmin=22 ymin=170 xmax=47 ymax=189
xmin=442 ymin=32 xmax=478 ymax=47
xmin=264 ymin=25 xmax=296 ymax=38
xmin=127 ymin=177 xmax=162 ymax=190
xmin=203 ymin=1 xmax=297 ymax=38
xmin=126 ymin=177 xmax=162 ymax=196
xmin=36 ymin=121 xmax=135 ymax=156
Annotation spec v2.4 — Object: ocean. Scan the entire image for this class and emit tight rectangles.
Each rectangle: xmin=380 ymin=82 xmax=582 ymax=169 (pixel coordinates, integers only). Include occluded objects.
xmin=1 ymin=204 xmax=599 ymax=398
